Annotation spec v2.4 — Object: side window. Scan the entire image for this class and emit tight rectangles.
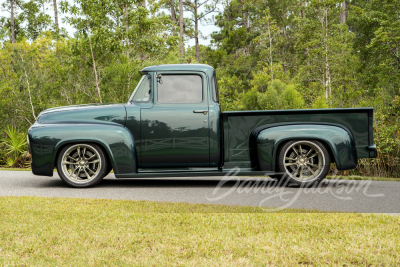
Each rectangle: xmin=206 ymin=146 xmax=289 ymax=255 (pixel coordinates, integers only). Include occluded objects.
xmin=211 ymin=75 xmax=219 ymax=102
xmin=158 ymin=75 xmax=202 ymax=104
xmin=132 ymin=75 xmax=151 ymax=103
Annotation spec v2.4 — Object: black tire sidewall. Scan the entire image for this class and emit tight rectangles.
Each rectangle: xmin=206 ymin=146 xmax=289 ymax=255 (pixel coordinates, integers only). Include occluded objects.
xmin=277 ymin=140 xmax=331 ymax=186
xmin=56 ymin=143 xmax=108 ymax=188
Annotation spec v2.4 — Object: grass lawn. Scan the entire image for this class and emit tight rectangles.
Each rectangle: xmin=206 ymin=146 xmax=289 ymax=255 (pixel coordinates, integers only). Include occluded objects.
xmin=0 ymin=196 xmax=399 ymax=266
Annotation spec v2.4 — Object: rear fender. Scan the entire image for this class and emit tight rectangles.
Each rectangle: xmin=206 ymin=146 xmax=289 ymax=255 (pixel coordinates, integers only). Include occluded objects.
xmin=251 ymin=124 xmax=357 ymax=171
xmin=28 ymin=123 xmax=137 ymax=176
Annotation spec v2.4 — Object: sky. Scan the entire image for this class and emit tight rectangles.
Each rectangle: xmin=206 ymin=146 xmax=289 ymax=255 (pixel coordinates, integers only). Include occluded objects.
xmin=0 ymin=0 xmax=221 ymax=47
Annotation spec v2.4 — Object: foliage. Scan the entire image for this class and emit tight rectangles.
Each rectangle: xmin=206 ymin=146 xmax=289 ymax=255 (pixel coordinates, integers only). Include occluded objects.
xmin=1 ymin=126 xmax=29 ymax=168
xmin=242 ymin=79 xmax=304 ymax=111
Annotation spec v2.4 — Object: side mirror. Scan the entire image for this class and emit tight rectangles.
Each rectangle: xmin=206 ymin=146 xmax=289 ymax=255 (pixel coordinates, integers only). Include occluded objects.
xmin=157 ymin=74 xmax=163 ymax=84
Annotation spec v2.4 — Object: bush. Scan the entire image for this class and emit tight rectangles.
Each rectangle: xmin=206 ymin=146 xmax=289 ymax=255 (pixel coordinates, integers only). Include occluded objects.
xmin=1 ymin=126 xmax=30 ymax=168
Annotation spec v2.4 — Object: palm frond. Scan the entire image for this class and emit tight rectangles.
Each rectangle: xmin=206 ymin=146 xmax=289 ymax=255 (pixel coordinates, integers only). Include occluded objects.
xmin=1 ymin=126 xmax=28 ymax=159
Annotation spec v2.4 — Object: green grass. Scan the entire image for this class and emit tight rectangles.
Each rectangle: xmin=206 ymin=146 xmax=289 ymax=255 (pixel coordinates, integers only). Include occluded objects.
xmin=0 ymin=167 xmax=33 ymax=171
xmin=0 ymin=167 xmax=57 ymax=172
xmin=0 ymin=196 xmax=399 ymax=266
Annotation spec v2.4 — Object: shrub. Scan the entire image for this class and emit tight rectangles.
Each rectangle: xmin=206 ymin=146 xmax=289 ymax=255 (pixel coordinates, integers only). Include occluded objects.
xmin=1 ymin=126 xmax=30 ymax=168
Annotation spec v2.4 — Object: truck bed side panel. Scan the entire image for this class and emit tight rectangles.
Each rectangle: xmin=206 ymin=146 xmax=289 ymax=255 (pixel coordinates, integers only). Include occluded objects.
xmin=222 ymin=108 xmax=372 ymax=169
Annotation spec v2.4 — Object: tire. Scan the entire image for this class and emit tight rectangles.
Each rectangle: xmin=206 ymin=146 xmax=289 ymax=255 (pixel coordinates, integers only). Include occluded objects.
xmin=56 ymin=143 xmax=108 ymax=188
xmin=275 ymin=140 xmax=330 ymax=187
xmin=104 ymin=165 xmax=113 ymax=177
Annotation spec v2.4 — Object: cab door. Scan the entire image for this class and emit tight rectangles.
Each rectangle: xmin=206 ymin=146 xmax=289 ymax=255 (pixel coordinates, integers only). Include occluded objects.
xmin=140 ymin=72 xmax=210 ymax=168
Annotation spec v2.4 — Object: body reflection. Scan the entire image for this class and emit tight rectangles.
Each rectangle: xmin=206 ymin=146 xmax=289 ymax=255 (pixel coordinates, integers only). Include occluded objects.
xmin=140 ymin=106 xmax=210 ymax=167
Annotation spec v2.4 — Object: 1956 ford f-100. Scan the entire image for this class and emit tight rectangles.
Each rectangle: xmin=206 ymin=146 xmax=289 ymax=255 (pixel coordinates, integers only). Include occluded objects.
xmin=27 ymin=64 xmax=377 ymax=187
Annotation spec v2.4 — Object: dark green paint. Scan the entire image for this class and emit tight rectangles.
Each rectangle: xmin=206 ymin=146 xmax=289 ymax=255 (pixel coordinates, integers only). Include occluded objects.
xmin=140 ymin=64 xmax=215 ymax=78
xmin=38 ymin=104 xmax=126 ymax=125
xmin=28 ymin=123 xmax=137 ymax=176
xmin=222 ymin=108 xmax=373 ymax=171
xmin=256 ymin=124 xmax=357 ymax=171
xmin=27 ymin=64 xmax=375 ymax=178
xmin=139 ymin=71 xmax=210 ymax=167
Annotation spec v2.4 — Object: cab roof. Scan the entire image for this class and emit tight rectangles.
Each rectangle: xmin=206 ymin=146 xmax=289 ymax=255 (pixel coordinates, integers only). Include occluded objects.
xmin=140 ymin=64 xmax=215 ymax=76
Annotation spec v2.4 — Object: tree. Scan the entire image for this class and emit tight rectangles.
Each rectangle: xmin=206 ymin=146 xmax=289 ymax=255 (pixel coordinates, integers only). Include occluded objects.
xmin=179 ymin=0 xmax=184 ymax=58
xmin=340 ymin=0 xmax=346 ymax=24
xmin=60 ymin=0 xmax=178 ymax=102
xmin=252 ymin=9 xmax=281 ymax=82
xmin=11 ymin=0 xmax=15 ymax=43
xmin=184 ymin=0 xmax=218 ymax=61
xmin=0 ymin=0 xmax=19 ymax=43
xmin=170 ymin=0 xmax=177 ymax=29
xmin=295 ymin=0 xmax=357 ymax=103
xmin=350 ymin=0 xmax=400 ymax=96
xmin=21 ymin=0 xmax=52 ymax=40
xmin=53 ymin=0 xmax=59 ymax=30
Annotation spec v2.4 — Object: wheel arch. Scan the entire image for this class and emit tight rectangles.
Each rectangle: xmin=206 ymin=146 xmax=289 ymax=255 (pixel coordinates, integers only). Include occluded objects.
xmin=251 ymin=123 xmax=357 ymax=172
xmin=53 ymin=140 xmax=116 ymax=173
xmin=29 ymin=123 xmax=138 ymax=176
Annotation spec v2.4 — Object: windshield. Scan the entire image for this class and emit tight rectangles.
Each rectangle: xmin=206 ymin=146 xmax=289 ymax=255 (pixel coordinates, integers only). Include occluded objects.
xmin=128 ymin=75 xmax=151 ymax=103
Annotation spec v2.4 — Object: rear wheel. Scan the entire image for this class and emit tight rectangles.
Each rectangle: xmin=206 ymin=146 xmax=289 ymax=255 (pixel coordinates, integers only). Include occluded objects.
xmin=275 ymin=140 xmax=330 ymax=186
xmin=57 ymin=143 xmax=108 ymax=188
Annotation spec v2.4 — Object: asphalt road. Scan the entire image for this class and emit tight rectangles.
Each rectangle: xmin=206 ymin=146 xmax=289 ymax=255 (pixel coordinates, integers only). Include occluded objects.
xmin=0 ymin=170 xmax=399 ymax=213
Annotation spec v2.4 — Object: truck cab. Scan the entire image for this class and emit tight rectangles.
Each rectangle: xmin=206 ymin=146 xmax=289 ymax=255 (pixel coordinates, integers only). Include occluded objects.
xmin=125 ymin=64 xmax=222 ymax=170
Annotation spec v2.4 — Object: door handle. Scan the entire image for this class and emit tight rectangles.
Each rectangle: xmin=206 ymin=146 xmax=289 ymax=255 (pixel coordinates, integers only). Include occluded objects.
xmin=193 ymin=110 xmax=208 ymax=115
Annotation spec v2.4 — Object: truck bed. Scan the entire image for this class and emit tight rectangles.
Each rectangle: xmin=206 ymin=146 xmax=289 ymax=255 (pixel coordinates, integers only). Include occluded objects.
xmin=222 ymin=108 xmax=374 ymax=169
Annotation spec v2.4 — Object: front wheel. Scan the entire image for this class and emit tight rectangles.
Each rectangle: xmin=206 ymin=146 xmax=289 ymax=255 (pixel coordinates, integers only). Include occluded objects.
xmin=56 ymin=143 xmax=108 ymax=188
xmin=275 ymin=140 xmax=330 ymax=186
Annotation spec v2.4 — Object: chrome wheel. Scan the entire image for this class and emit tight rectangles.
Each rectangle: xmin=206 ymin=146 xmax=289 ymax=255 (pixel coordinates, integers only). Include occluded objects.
xmin=60 ymin=144 xmax=101 ymax=183
xmin=283 ymin=140 xmax=325 ymax=182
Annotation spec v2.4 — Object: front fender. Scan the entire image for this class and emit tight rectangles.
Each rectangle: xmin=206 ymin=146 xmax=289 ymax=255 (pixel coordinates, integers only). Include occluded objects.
xmin=28 ymin=123 xmax=137 ymax=176
xmin=254 ymin=124 xmax=357 ymax=171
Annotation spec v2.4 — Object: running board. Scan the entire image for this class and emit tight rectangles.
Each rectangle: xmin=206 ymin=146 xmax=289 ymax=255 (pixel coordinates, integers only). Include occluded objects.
xmin=115 ymin=170 xmax=273 ymax=179
xmin=138 ymin=167 xmax=219 ymax=173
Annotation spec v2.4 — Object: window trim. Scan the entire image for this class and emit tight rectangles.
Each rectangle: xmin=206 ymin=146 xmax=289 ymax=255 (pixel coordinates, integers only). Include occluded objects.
xmin=156 ymin=73 xmax=204 ymax=104
xmin=130 ymin=74 xmax=151 ymax=103
xmin=211 ymin=74 xmax=219 ymax=103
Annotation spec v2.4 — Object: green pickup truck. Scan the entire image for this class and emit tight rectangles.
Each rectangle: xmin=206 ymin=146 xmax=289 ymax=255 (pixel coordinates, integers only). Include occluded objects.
xmin=28 ymin=64 xmax=376 ymax=188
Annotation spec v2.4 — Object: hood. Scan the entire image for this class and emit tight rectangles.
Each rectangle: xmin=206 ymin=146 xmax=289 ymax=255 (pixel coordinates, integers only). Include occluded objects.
xmin=37 ymin=103 xmax=127 ymax=126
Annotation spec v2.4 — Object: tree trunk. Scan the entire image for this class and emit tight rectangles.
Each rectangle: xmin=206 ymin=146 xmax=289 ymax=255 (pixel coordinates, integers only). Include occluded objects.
xmin=171 ymin=0 xmax=177 ymax=24
xmin=226 ymin=0 xmax=230 ymax=34
xmin=53 ymin=0 xmax=59 ymax=31
xmin=179 ymin=0 xmax=184 ymax=58
xmin=300 ymin=0 xmax=305 ymax=18
xmin=324 ymin=8 xmax=331 ymax=100
xmin=340 ymin=1 xmax=346 ymax=24
xmin=267 ymin=18 xmax=274 ymax=81
xmin=282 ymin=26 xmax=287 ymax=74
xmin=267 ymin=19 xmax=273 ymax=82
xmin=300 ymin=0 xmax=308 ymax=67
xmin=19 ymin=54 xmax=37 ymax=120
xmin=195 ymin=0 xmax=199 ymax=62
xmin=140 ymin=1 xmax=147 ymax=60
xmin=242 ymin=1 xmax=248 ymax=30
xmin=86 ymin=19 xmax=102 ymax=103
xmin=125 ymin=3 xmax=129 ymax=57
xmin=11 ymin=0 xmax=15 ymax=43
